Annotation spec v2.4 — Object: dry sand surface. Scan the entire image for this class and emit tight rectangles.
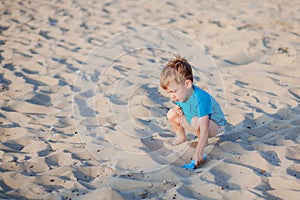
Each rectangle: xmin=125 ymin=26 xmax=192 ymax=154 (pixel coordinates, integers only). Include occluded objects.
xmin=1 ymin=0 xmax=300 ymax=199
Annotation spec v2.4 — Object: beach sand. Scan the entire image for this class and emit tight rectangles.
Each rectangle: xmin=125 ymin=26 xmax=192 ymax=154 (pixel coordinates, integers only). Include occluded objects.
xmin=0 ymin=0 xmax=299 ymax=199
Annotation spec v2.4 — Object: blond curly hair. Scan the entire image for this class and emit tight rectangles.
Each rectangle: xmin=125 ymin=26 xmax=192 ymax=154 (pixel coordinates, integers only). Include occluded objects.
xmin=160 ymin=55 xmax=193 ymax=90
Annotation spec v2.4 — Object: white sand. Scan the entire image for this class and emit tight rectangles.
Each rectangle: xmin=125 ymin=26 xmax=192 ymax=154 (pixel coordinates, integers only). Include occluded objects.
xmin=0 ymin=0 xmax=299 ymax=199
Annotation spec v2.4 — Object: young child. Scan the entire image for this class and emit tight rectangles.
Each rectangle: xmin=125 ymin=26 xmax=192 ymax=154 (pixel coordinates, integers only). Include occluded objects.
xmin=160 ymin=55 xmax=226 ymax=167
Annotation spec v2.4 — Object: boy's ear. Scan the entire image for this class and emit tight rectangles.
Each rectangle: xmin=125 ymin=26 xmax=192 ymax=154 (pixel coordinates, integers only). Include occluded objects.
xmin=185 ymin=79 xmax=192 ymax=88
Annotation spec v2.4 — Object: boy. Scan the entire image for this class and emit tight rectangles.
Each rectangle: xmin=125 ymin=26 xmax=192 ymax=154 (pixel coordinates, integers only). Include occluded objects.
xmin=160 ymin=55 xmax=226 ymax=167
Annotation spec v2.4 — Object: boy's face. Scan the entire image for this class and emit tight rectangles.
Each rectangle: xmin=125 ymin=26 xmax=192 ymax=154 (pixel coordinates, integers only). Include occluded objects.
xmin=166 ymin=80 xmax=192 ymax=102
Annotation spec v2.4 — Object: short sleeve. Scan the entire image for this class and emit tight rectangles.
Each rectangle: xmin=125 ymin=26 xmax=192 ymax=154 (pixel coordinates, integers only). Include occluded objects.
xmin=197 ymin=90 xmax=212 ymax=117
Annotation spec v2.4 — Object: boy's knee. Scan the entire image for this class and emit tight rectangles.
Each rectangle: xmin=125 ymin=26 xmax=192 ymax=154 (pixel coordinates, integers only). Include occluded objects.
xmin=167 ymin=108 xmax=177 ymax=121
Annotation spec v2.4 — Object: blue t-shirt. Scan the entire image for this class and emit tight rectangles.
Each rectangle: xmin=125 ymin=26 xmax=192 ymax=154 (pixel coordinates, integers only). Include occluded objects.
xmin=176 ymin=85 xmax=226 ymax=126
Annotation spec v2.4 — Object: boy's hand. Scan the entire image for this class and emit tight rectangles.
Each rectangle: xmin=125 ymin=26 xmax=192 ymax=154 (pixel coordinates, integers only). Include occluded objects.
xmin=192 ymin=153 xmax=200 ymax=165
xmin=192 ymin=153 xmax=206 ymax=166
xmin=175 ymin=105 xmax=183 ymax=116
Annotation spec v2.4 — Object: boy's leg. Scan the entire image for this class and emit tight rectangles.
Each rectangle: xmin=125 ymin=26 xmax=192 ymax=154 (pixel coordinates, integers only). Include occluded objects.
xmin=208 ymin=120 xmax=220 ymax=138
xmin=167 ymin=108 xmax=186 ymax=145
xmin=191 ymin=118 xmax=220 ymax=137
xmin=191 ymin=118 xmax=220 ymax=153
xmin=188 ymin=118 xmax=224 ymax=165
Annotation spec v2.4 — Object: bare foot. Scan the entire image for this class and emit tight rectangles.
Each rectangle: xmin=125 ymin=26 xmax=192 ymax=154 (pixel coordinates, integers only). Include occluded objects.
xmin=172 ymin=137 xmax=186 ymax=145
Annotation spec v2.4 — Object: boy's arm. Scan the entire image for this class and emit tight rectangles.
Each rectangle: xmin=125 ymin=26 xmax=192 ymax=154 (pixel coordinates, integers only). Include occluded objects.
xmin=193 ymin=115 xmax=210 ymax=165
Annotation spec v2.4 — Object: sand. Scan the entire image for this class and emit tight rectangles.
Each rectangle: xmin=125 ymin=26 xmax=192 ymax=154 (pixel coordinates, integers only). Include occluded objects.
xmin=1 ymin=0 xmax=300 ymax=199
